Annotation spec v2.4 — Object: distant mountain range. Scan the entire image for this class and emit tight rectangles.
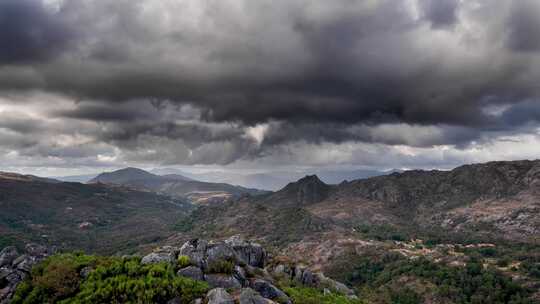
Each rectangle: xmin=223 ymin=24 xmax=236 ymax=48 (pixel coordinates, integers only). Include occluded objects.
xmin=54 ymin=167 xmax=399 ymax=191
xmin=150 ymin=168 xmax=401 ymax=191
xmin=89 ymin=167 xmax=268 ymax=204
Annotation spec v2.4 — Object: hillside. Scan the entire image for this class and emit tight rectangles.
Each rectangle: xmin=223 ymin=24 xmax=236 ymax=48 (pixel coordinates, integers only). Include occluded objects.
xmin=89 ymin=168 xmax=268 ymax=204
xmin=0 ymin=172 xmax=193 ymax=254
xmin=178 ymin=160 xmax=540 ymax=246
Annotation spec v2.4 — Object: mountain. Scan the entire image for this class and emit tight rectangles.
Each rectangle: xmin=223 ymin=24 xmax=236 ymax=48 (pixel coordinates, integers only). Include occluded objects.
xmin=2 ymin=161 xmax=540 ymax=303
xmin=52 ymin=173 xmax=98 ymax=183
xmin=89 ymin=167 xmax=161 ymax=184
xmin=0 ymin=172 xmax=60 ymax=184
xmin=89 ymin=167 xmax=268 ymax=204
xmin=0 ymin=172 xmax=193 ymax=254
xmin=171 ymin=169 xmax=398 ymax=191
xmin=177 ymin=160 xmax=540 ymax=246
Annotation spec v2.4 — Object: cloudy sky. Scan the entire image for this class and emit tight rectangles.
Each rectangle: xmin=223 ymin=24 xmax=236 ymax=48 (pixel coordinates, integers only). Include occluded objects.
xmin=1 ymin=0 xmax=540 ymax=176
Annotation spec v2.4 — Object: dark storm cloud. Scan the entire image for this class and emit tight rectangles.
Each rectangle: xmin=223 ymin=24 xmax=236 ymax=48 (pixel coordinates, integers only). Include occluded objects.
xmin=0 ymin=0 xmax=74 ymax=64
xmin=507 ymin=0 xmax=540 ymax=52
xmin=419 ymin=0 xmax=459 ymax=29
xmin=1 ymin=0 xmax=540 ymax=167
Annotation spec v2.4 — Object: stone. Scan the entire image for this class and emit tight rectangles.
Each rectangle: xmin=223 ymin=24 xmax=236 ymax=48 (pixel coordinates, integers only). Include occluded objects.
xmin=177 ymin=266 xmax=204 ymax=281
xmin=206 ymin=243 xmax=236 ymax=272
xmin=251 ymin=279 xmax=291 ymax=304
xmin=300 ymin=269 xmax=318 ymax=286
xmin=205 ymin=274 xmax=242 ymax=289
xmin=80 ymin=266 xmax=93 ymax=279
xmin=179 ymin=239 xmax=207 ymax=269
xmin=0 ymin=247 xmax=18 ymax=267
xmin=141 ymin=251 xmax=175 ymax=265
xmin=239 ymin=288 xmax=276 ymax=304
xmin=206 ymin=288 xmax=234 ymax=304
xmin=315 ymin=273 xmax=355 ymax=296
xmin=25 ymin=243 xmax=49 ymax=257
xmin=15 ymin=256 xmax=36 ymax=273
xmin=225 ymin=236 xmax=267 ymax=268
xmin=234 ymin=265 xmax=248 ymax=286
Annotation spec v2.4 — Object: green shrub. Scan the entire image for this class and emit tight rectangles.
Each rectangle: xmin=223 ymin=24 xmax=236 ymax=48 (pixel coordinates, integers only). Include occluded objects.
xmin=388 ymin=287 xmax=421 ymax=304
xmin=283 ymin=287 xmax=365 ymax=304
xmin=12 ymin=253 xmax=103 ymax=304
xmin=62 ymin=260 xmax=208 ymax=303
xmin=207 ymin=259 xmax=235 ymax=274
xmin=11 ymin=253 xmax=208 ymax=304
xmin=177 ymin=255 xmax=192 ymax=268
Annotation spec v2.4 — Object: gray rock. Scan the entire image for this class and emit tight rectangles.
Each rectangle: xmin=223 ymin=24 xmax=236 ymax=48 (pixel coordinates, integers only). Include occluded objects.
xmin=251 ymin=279 xmax=291 ymax=304
xmin=300 ymin=269 xmax=318 ymax=286
xmin=0 ymin=247 xmax=18 ymax=268
xmin=177 ymin=266 xmax=204 ymax=281
xmin=234 ymin=265 xmax=248 ymax=286
xmin=225 ymin=236 xmax=267 ymax=268
xmin=315 ymin=273 xmax=355 ymax=296
xmin=240 ymin=288 xmax=276 ymax=304
xmin=179 ymin=239 xmax=207 ymax=269
xmin=15 ymin=256 xmax=36 ymax=273
xmin=25 ymin=243 xmax=49 ymax=257
xmin=205 ymin=274 xmax=242 ymax=289
xmin=141 ymin=251 xmax=175 ymax=265
xmin=206 ymin=288 xmax=234 ymax=304
xmin=206 ymin=243 xmax=236 ymax=272
xmin=80 ymin=266 xmax=93 ymax=279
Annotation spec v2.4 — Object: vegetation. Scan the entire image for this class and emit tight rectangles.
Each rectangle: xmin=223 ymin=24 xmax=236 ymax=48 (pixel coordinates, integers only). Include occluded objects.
xmin=11 ymin=253 xmax=208 ymax=304
xmin=283 ymin=287 xmax=365 ymax=304
xmin=327 ymin=251 xmax=536 ymax=304
xmin=207 ymin=259 xmax=235 ymax=274
xmin=177 ymin=255 xmax=192 ymax=268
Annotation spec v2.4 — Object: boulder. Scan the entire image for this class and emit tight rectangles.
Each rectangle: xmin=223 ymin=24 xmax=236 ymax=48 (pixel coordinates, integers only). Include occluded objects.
xmin=206 ymin=288 xmax=234 ymax=304
xmin=206 ymin=243 xmax=236 ymax=272
xmin=251 ymin=279 xmax=291 ymax=304
xmin=177 ymin=266 xmax=204 ymax=281
xmin=140 ymin=247 xmax=176 ymax=265
xmin=15 ymin=256 xmax=36 ymax=273
xmin=315 ymin=273 xmax=355 ymax=296
xmin=179 ymin=239 xmax=207 ymax=269
xmin=225 ymin=236 xmax=267 ymax=268
xmin=0 ymin=247 xmax=18 ymax=267
xmin=25 ymin=243 xmax=49 ymax=257
xmin=205 ymin=274 xmax=242 ymax=289
xmin=299 ymin=269 xmax=318 ymax=287
xmin=234 ymin=265 xmax=248 ymax=286
xmin=239 ymin=288 xmax=276 ymax=304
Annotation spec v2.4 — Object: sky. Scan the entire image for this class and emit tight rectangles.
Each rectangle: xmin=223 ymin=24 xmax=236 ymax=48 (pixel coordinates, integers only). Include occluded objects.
xmin=1 ymin=0 xmax=540 ymax=177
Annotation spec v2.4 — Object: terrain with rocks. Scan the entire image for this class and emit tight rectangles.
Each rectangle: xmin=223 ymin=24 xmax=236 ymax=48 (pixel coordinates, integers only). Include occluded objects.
xmin=2 ymin=237 xmax=360 ymax=304
xmin=1 ymin=160 xmax=540 ymax=303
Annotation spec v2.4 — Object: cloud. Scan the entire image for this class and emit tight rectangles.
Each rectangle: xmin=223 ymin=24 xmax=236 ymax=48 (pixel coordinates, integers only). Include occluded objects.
xmin=0 ymin=0 xmax=74 ymax=64
xmin=0 ymin=0 xmax=540 ymax=172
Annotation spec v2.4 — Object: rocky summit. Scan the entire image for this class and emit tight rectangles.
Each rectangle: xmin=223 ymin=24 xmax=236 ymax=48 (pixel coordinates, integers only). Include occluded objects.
xmin=0 ymin=237 xmax=357 ymax=304
xmin=140 ymin=236 xmax=355 ymax=304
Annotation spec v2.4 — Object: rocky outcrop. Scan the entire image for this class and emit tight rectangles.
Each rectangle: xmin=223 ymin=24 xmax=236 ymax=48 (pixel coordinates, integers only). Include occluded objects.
xmin=0 ymin=244 xmax=53 ymax=304
xmin=140 ymin=236 xmax=356 ymax=303
xmin=207 ymin=288 xmax=235 ymax=304
xmin=239 ymin=288 xmax=276 ymax=304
